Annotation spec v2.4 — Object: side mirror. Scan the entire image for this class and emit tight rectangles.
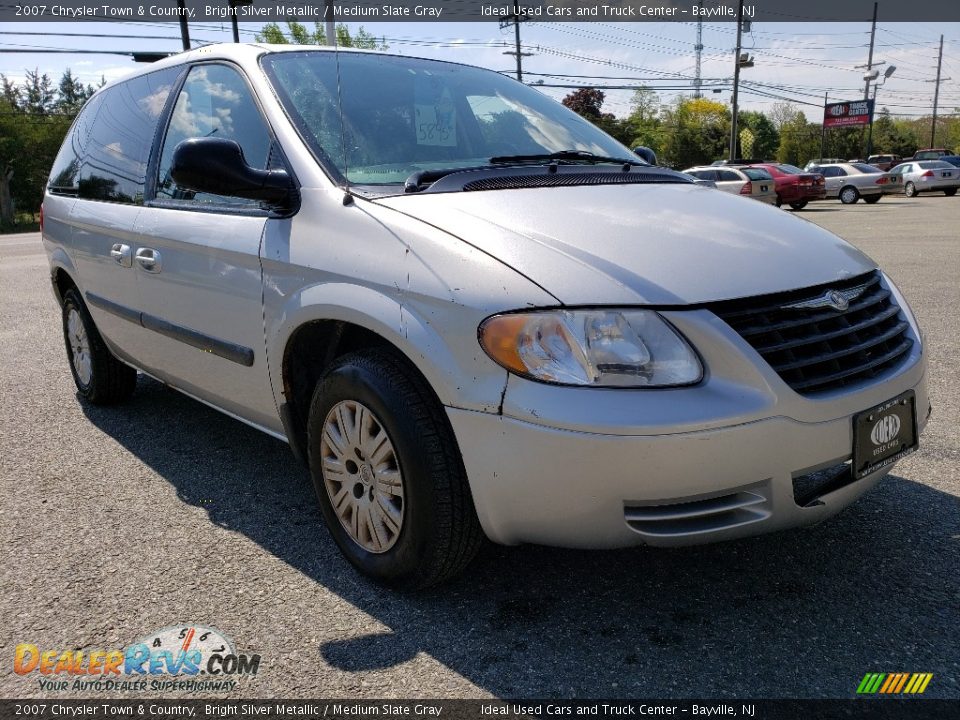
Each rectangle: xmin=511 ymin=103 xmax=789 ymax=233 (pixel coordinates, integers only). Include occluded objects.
xmin=633 ymin=146 xmax=657 ymax=166
xmin=170 ymin=137 xmax=294 ymax=208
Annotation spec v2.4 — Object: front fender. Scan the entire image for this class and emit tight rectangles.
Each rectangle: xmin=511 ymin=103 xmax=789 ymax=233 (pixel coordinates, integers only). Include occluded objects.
xmin=265 ymin=281 xmax=509 ymax=414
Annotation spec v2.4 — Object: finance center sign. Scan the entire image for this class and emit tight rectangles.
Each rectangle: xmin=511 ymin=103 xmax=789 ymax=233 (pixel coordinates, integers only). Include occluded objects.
xmin=823 ymin=100 xmax=875 ymax=128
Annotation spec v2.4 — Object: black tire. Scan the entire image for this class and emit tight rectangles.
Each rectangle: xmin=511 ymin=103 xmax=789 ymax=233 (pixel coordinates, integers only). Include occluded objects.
xmin=788 ymin=200 xmax=808 ymax=210
xmin=864 ymin=194 xmax=882 ymax=204
xmin=306 ymin=348 xmax=483 ymax=589
xmin=905 ymin=182 xmax=917 ymax=197
xmin=944 ymin=188 xmax=957 ymax=197
xmin=775 ymin=195 xmax=783 ymax=208
xmin=839 ymin=186 xmax=860 ymax=204
xmin=61 ymin=288 xmax=137 ymax=405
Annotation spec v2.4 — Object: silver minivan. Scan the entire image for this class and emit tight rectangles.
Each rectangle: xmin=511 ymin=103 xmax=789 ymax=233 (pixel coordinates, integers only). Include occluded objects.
xmin=44 ymin=45 xmax=929 ymax=587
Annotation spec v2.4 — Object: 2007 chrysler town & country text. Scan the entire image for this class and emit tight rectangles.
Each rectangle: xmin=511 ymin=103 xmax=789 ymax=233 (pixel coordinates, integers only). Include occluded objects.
xmin=43 ymin=44 xmax=929 ymax=587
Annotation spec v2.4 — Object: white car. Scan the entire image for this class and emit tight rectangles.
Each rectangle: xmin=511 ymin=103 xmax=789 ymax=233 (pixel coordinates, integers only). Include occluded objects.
xmin=682 ymin=166 xmax=777 ymax=204
xmin=42 ymin=44 xmax=929 ymax=587
xmin=888 ymin=161 xmax=959 ymax=197
xmin=805 ymin=163 xmax=893 ymax=204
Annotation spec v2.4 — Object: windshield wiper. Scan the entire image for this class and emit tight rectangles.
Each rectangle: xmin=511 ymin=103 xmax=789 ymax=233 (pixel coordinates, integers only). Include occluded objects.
xmin=489 ymin=150 xmax=646 ymax=166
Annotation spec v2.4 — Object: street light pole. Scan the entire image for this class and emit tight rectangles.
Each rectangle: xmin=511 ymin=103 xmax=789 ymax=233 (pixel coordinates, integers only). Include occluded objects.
xmin=728 ymin=0 xmax=744 ymax=162
xmin=177 ymin=0 xmax=190 ymax=50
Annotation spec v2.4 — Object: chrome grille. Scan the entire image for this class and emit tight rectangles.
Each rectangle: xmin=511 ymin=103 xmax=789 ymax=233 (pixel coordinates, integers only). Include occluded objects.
xmin=708 ymin=271 xmax=913 ymax=395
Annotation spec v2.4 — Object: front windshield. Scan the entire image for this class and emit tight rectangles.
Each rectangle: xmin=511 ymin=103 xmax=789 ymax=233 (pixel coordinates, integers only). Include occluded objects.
xmin=261 ymin=51 xmax=637 ymax=186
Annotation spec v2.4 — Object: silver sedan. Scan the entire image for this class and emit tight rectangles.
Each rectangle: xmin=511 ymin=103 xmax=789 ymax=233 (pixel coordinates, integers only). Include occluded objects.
xmin=805 ymin=163 xmax=896 ymax=204
xmin=889 ymin=161 xmax=959 ymax=197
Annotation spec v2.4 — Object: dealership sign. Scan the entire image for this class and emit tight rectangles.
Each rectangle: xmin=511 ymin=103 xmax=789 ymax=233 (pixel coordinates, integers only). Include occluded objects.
xmin=823 ymin=100 xmax=875 ymax=128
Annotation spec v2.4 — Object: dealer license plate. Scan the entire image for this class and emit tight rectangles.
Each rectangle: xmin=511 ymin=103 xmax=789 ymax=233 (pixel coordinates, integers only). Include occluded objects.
xmin=852 ymin=390 xmax=918 ymax=479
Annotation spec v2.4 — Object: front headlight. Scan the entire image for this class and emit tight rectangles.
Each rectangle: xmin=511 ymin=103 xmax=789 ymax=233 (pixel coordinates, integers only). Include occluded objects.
xmin=478 ymin=309 xmax=702 ymax=387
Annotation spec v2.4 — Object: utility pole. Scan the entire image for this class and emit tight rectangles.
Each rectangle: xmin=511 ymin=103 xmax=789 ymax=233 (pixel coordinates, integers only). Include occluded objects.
xmin=820 ymin=92 xmax=828 ymax=160
xmin=862 ymin=1 xmax=877 ymax=157
xmin=693 ymin=9 xmax=703 ymax=98
xmin=324 ymin=0 xmax=336 ymax=46
xmin=728 ymin=0 xmax=745 ymax=162
xmin=177 ymin=0 xmax=190 ymax=50
xmin=929 ymin=35 xmax=948 ymax=147
xmin=500 ymin=12 xmax=532 ymax=82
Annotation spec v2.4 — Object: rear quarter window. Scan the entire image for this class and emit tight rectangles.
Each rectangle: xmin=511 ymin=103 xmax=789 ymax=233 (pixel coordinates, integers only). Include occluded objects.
xmin=76 ymin=66 xmax=182 ymax=204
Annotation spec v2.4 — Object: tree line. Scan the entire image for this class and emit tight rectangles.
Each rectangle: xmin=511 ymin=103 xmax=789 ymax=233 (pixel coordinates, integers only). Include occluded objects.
xmin=560 ymin=86 xmax=960 ymax=169
xmin=2 ymin=47 xmax=958 ymax=230
xmin=0 ymin=69 xmax=104 ymax=228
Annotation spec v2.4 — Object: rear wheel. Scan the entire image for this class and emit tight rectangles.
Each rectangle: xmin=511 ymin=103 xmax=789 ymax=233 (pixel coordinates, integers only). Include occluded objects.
xmin=905 ymin=182 xmax=917 ymax=197
xmin=864 ymin=195 xmax=882 ymax=204
xmin=788 ymin=200 xmax=808 ymax=210
xmin=306 ymin=348 xmax=483 ymax=589
xmin=839 ymin=186 xmax=860 ymax=204
xmin=61 ymin=289 xmax=137 ymax=404
xmin=944 ymin=188 xmax=957 ymax=197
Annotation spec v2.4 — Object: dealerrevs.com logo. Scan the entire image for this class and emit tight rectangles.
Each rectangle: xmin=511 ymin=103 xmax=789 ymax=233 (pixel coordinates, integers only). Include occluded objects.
xmin=14 ymin=625 xmax=260 ymax=693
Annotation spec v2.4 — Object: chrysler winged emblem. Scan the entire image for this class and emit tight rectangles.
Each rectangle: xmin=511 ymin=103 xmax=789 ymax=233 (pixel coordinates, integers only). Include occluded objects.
xmin=782 ymin=283 xmax=870 ymax=312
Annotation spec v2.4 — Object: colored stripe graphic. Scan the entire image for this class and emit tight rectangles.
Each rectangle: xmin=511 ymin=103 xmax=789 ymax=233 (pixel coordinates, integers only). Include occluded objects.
xmin=857 ymin=673 xmax=933 ymax=694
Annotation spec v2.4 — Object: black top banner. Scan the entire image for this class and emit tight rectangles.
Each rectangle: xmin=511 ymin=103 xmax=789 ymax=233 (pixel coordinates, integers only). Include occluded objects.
xmin=2 ymin=0 xmax=960 ymax=23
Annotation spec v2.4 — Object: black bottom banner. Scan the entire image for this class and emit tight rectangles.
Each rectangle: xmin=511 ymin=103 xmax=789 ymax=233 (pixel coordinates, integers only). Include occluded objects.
xmin=2 ymin=699 xmax=958 ymax=720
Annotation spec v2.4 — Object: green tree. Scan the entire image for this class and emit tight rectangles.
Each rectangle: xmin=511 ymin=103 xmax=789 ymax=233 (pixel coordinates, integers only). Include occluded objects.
xmin=560 ymin=88 xmax=634 ymax=146
xmin=22 ymin=68 xmax=55 ymax=115
xmin=776 ymin=114 xmax=820 ymax=166
xmin=738 ymin=110 xmax=779 ymax=159
xmin=661 ymin=97 xmax=730 ymax=168
xmin=56 ymin=69 xmax=92 ymax=113
xmin=625 ymin=86 xmax=664 ymax=153
xmin=255 ymin=21 xmax=387 ymax=50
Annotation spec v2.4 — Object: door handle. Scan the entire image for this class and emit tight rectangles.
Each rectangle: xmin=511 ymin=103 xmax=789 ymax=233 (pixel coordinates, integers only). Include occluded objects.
xmin=135 ymin=247 xmax=162 ymax=273
xmin=110 ymin=243 xmax=132 ymax=267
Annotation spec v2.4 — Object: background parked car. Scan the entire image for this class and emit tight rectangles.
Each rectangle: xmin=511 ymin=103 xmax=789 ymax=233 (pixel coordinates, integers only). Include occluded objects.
xmin=683 ymin=166 xmax=777 ymax=204
xmin=744 ymin=163 xmax=826 ymax=210
xmin=804 ymin=158 xmax=845 ymax=170
xmin=911 ymin=148 xmax=954 ymax=160
xmin=679 ymin=172 xmax=717 ymax=188
xmin=867 ymin=154 xmax=903 ymax=171
xmin=938 ymin=155 xmax=960 ymax=168
xmin=806 ymin=162 xmax=893 ymax=204
xmin=889 ymin=160 xmax=960 ymax=197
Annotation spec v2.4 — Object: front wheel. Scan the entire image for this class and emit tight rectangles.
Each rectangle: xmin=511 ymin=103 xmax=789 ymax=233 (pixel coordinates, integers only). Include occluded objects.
xmin=788 ymin=200 xmax=808 ymax=210
xmin=61 ymin=289 xmax=137 ymax=404
xmin=944 ymin=188 xmax=957 ymax=197
xmin=864 ymin=195 xmax=882 ymax=204
xmin=306 ymin=348 xmax=483 ymax=589
xmin=905 ymin=182 xmax=917 ymax=197
xmin=839 ymin=186 xmax=860 ymax=204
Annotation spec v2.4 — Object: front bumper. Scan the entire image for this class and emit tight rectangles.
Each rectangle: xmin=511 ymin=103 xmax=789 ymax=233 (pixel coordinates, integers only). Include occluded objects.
xmin=449 ymin=301 xmax=928 ymax=549
xmin=450 ymin=372 xmax=928 ymax=548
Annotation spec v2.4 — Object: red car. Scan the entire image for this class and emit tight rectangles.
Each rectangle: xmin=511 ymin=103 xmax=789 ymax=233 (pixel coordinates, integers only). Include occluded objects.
xmin=744 ymin=163 xmax=826 ymax=210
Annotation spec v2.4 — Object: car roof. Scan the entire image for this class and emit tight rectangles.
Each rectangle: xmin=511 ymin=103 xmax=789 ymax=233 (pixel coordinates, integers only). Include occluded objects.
xmin=86 ymin=42 xmax=422 ymax=98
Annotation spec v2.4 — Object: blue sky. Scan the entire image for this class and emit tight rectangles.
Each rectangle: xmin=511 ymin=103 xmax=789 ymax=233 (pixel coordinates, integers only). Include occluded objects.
xmin=2 ymin=20 xmax=958 ymax=121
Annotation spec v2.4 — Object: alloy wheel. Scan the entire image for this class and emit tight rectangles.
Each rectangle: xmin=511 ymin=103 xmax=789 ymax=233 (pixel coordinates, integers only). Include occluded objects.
xmin=67 ymin=307 xmax=92 ymax=386
xmin=319 ymin=400 xmax=404 ymax=553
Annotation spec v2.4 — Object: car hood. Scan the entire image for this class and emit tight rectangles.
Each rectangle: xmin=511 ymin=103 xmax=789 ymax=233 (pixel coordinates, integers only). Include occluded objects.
xmin=374 ymin=183 xmax=877 ymax=305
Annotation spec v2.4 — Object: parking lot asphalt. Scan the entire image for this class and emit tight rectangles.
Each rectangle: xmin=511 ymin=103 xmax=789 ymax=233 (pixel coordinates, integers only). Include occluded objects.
xmin=1 ymin=194 xmax=958 ymax=700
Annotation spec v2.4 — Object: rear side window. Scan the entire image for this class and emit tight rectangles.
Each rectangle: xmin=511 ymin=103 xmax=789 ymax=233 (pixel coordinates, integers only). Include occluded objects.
xmin=77 ymin=67 xmax=181 ymax=204
xmin=717 ymin=170 xmax=741 ymax=182
xmin=48 ymin=93 xmax=105 ymax=196
xmin=155 ymin=63 xmax=272 ymax=208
